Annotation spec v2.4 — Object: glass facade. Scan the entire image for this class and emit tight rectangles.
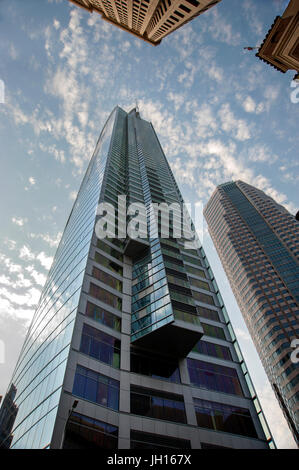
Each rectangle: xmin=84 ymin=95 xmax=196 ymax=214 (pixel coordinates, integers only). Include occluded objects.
xmin=204 ymin=180 xmax=299 ymax=445
xmin=130 ymin=346 xmax=181 ymax=383
xmin=0 ymin=107 xmax=118 ymax=449
xmin=130 ymin=386 xmax=187 ymax=423
xmin=187 ymin=359 xmax=243 ymax=396
xmin=0 ymin=108 xmax=275 ymax=449
xmin=80 ymin=324 xmax=121 ymax=368
xmin=64 ymin=412 xmax=118 ymax=449
xmin=85 ymin=301 xmax=121 ymax=331
xmin=194 ymin=398 xmax=258 ymax=438
xmin=73 ymin=365 xmax=119 ymax=411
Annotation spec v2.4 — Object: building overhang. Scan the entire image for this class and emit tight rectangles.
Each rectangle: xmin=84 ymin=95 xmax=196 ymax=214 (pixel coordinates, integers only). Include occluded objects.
xmin=124 ymin=237 xmax=150 ymax=259
xmin=132 ymin=319 xmax=203 ymax=359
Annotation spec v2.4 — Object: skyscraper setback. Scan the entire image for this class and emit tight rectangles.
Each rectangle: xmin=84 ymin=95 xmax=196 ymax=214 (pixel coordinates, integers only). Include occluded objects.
xmin=0 ymin=108 xmax=274 ymax=449
xmin=204 ymin=180 xmax=299 ymax=446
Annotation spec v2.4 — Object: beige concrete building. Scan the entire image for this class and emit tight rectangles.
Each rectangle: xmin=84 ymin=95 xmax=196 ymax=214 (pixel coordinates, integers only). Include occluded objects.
xmin=256 ymin=0 xmax=299 ymax=80
xmin=68 ymin=0 xmax=221 ymax=45
xmin=204 ymin=181 xmax=299 ymax=447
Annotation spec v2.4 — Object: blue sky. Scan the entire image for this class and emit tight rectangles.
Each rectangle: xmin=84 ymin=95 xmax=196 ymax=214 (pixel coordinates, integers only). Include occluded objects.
xmin=0 ymin=0 xmax=298 ymax=448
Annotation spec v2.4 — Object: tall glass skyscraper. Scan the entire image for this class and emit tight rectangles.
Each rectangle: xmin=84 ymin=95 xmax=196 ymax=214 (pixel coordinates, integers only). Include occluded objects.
xmin=204 ymin=180 xmax=299 ymax=446
xmin=0 ymin=108 xmax=274 ymax=449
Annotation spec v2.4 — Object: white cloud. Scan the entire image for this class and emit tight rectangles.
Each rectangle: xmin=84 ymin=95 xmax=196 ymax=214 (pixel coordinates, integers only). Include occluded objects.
xmin=247 ymin=145 xmax=278 ymax=164
xmin=39 ymin=142 xmax=66 ymax=163
xmin=29 ymin=231 xmax=62 ymax=248
xmin=242 ymin=0 xmax=264 ymax=38
xmin=0 ymin=286 xmax=40 ymax=308
xmin=12 ymin=216 xmax=27 ymax=227
xmin=28 ymin=176 xmax=36 ymax=185
xmin=0 ymin=253 xmax=22 ymax=274
xmin=167 ymin=91 xmax=185 ymax=111
xmin=264 ymin=85 xmax=280 ymax=104
xmin=234 ymin=327 xmax=251 ymax=342
xmin=4 ymin=239 xmax=17 ymax=251
xmin=243 ymin=96 xmax=256 ymax=113
xmin=0 ymin=275 xmax=11 ymax=286
xmin=26 ymin=266 xmax=47 ymax=286
xmin=208 ymin=8 xmax=241 ymax=46
xmin=256 ymin=383 xmax=297 ymax=449
xmin=53 ymin=19 xmax=60 ymax=30
xmin=0 ymin=296 xmax=34 ymax=322
xmin=236 ymin=93 xmax=266 ymax=115
xmin=69 ymin=190 xmax=77 ymax=201
xmin=9 ymin=43 xmax=18 ymax=60
xmin=19 ymin=245 xmax=35 ymax=261
xmin=218 ymin=103 xmax=251 ymax=141
xmin=36 ymin=252 xmax=53 ymax=270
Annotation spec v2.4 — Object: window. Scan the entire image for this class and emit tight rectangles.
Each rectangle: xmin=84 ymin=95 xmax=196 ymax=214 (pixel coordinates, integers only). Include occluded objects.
xmin=194 ymin=398 xmax=257 ymax=438
xmin=182 ymin=253 xmax=202 ymax=267
xmin=193 ymin=340 xmax=232 ymax=361
xmin=73 ymin=365 xmax=119 ymax=410
xmin=187 ymin=359 xmax=243 ymax=396
xmin=190 ymin=278 xmax=211 ymax=291
xmin=94 ymin=252 xmax=123 ymax=275
xmin=92 ymin=266 xmax=122 ymax=292
xmin=80 ymin=324 xmax=120 ymax=368
xmin=131 ymin=386 xmax=186 ymax=423
xmin=130 ymin=347 xmax=180 ymax=383
xmin=192 ymin=290 xmax=215 ymax=306
xmin=201 ymin=322 xmax=226 ymax=340
xmin=197 ymin=306 xmax=220 ymax=322
xmin=186 ymin=265 xmax=207 ymax=278
xmin=89 ymin=282 xmax=122 ymax=310
xmin=64 ymin=412 xmax=118 ymax=449
xmin=85 ymin=301 xmax=121 ymax=331
xmin=130 ymin=431 xmax=191 ymax=449
xmin=97 ymin=240 xmax=123 ymax=262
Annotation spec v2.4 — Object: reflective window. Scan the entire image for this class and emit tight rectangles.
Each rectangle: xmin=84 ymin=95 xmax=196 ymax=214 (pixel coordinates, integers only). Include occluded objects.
xmin=94 ymin=252 xmax=123 ymax=275
xmin=197 ymin=306 xmax=220 ymax=322
xmin=96 ymin=240 xmax=123 ymax=262
xmin=130 ymin=347 xmax=180 ymax=383
xmin=92 ymin=266 xmax=122 ymax=292
xmin=201 ymin=322 xmax=226 ymax=340
xmin=89 ymin=283 xmax=122 ymax=310
xmin=187 ymin=359 xmax=243 ymax=396
xmin=80 ymin=324 xmax=120 ymax=368
xmin=193 ymin=340 xmax=232 ymax=361
xmin=85 ymin=301 xmax=121 ymax=331
xmin=131 ymin=386 xmax=186 ymax=423
xmin=194 ymin=398 xmax=257 ymax=438
xmin=64 ymin=412 xmax=118 ymax=449
xmin=192 ymin=290 xmax=215 ymax=306
xmin=73 ymin=365 xmax=119 ymax=410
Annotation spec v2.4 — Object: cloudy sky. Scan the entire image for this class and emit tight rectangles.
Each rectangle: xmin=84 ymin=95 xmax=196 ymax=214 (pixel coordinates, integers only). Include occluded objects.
xmin=0 ymin=0 xmax=298 ymax=448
